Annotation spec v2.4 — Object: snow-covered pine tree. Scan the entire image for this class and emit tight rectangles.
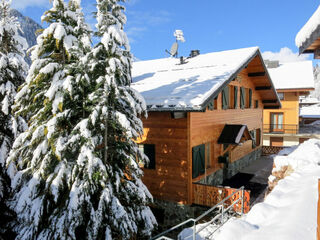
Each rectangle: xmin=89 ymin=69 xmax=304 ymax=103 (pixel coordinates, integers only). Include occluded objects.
xmin=78 ymin=0 xmax=157 ymax=238
xmin=6 ymin=0 xmax=94 ymax=239
xmin=0 ymin=0 xmax=28 ymax=237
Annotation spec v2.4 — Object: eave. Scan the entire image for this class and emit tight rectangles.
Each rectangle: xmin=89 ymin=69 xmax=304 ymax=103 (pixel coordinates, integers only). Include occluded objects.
xmin=299 ymin=24 xmax=320 ymax=55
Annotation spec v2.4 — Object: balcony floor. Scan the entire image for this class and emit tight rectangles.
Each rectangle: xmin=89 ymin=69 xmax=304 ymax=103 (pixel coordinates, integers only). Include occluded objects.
xmin=222 ymin=156 xmax=274 ymax=205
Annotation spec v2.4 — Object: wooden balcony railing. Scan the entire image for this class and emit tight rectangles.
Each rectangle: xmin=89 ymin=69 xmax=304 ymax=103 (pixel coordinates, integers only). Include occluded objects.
xmin=192 ymin=182 xmax=250 ymax=213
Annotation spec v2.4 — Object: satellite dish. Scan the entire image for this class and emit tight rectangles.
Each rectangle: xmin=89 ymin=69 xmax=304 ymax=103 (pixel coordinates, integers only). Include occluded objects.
xmin=165 ymin=30 xmax=185 ymax=58
xmin=166 ymin=42 xmax=178 ymax=57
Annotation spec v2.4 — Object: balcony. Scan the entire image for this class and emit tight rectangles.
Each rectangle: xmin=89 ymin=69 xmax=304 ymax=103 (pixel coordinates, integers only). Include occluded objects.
xmin=263 ymin=124 xmax=320 ymax=135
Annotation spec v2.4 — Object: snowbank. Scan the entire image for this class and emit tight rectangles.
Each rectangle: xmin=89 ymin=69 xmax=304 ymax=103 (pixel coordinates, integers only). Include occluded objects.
xmin=180 ymin=139 xmax=320 ymax=240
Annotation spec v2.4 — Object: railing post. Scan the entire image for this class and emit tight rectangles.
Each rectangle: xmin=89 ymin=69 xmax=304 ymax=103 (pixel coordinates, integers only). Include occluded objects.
xmin=241 ymin=188 xmax=244 ymax=215
xmin=193 ymin=221 xmax=196 ymax=240
xmin=221 ymin=204 xmax=224 ymax=224
xmin=317 ymin=179 xmax=320 ymax=240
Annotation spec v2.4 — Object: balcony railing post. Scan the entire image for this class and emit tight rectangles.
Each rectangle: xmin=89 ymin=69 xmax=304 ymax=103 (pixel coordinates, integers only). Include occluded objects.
xmin=193 ymin=221 xmax=196 ymax=240
xmin=241 ymin=188 xmax=244 ymax=215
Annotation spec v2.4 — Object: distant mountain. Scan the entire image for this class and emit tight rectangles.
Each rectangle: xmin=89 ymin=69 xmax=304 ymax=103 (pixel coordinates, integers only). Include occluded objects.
xmin=10 ymin=9 xmax=42 ymax=65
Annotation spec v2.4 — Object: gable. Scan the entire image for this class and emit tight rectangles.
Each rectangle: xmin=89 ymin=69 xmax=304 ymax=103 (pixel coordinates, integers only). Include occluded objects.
xmin=132 ymin=47 xmax=280 ymax=111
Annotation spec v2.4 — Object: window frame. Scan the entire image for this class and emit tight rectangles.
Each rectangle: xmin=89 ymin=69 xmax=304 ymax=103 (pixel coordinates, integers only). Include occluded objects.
xmin=138 ymin=144 xmax=156 ymax=169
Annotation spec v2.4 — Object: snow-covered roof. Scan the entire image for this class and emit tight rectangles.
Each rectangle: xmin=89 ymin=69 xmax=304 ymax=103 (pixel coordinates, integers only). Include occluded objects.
xmin=296 ymin=5 xmax=320 ymax=49
xmin=300 ymin=103 xmax=320 ymax=118
xmin=132 ymin=47 xmax=264 ymax=111
xmin=266 ymin=61 xmax=314 ymax=90
xmin=299 ymin=96 xmax=320 ymax=104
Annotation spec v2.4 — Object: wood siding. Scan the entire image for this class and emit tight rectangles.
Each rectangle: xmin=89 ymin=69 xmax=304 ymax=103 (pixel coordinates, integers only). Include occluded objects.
xmin=138 ymin=59 xmax=269 ymax=205
xmin=137 ymin=112 xmax=189 ymax=203
xmin=188 ymin=67 xmax=264 ymax=204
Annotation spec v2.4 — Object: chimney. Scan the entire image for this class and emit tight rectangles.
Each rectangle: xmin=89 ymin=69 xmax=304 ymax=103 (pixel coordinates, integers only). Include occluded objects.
xmin=189 ymin=50 xmax=200 ymax=58
xmin=264 ymin=60 xmax=279 ymax=68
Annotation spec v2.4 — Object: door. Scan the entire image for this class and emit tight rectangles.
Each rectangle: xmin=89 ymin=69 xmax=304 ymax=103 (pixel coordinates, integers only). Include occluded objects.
xmin=270 ymin=113 xmax=284 ymax=132
xmin=270 ymin=137 xmax=283 ymax=147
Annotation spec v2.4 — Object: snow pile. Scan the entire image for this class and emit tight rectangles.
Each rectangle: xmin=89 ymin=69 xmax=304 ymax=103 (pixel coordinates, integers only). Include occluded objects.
xmin=180 ymin=139 xmax=320 ymax=240
xmin=267 ymin=61 xmax=314 ymax=90
xmin=296 ymin=5 xmax=320 ymax=48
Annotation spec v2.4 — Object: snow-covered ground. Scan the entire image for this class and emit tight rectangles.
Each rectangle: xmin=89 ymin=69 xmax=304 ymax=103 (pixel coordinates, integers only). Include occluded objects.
xmin=179 ymin=139 xmax=320 ymax=240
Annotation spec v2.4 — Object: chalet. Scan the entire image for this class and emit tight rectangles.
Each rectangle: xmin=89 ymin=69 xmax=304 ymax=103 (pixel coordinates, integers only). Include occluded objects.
xmin=263 ymin=60 xmax=315 ymax=147
xmin=131 ymin=47 xmax=280 ymax=221
xmin=296 ymin=5 xmax=320 ymax=58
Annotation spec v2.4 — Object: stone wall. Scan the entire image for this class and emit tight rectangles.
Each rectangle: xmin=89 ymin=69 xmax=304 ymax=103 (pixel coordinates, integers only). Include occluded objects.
xmin=198 ymin=147 xmax=262 ymax=186
xmin=150 ymin=199 xmax=209 ymax=236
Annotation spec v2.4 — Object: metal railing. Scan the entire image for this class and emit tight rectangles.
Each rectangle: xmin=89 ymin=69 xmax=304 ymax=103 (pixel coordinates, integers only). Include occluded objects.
xmin=151 ymin=187 xmax=245 ymax=240
xmin=263 ymin=124 xmax=320 ymax=135
xmin=263 ymin=124 xmax=298 ymax=134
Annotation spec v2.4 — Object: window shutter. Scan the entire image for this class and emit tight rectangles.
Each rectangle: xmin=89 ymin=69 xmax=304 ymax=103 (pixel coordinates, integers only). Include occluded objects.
xmin=240 ymin=87 xmax=245 ymax=109
xmin=249 ymin=89 xmax=252 ymax=108
xmin=192 ymin=144 xmax=205 ymax=178
xmin=222 ymin=87 xmax=229 ymax=110
xmin=256 ymin=129 xmax=261 ymax=146
xmin=144 ymin=144 xmax=155 ymax=169
xmin=234 ymin=86 xmax=238 ymax=109
xmin=250 ymin=130 xmax=256 ymax=148
xmin=208 ymin=101 xmax=214 ymax=110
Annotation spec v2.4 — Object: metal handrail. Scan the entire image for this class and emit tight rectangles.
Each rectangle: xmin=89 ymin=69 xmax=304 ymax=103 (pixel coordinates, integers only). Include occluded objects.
xmin=151 ymin=186 xmax=245 ymax=240
xmin=263 ymin=124 xmax=298 ymax=134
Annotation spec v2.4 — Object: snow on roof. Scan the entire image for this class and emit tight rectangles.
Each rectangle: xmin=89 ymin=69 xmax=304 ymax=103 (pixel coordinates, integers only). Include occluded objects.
xmin=300 ymin=103 xmax=320 ymax=118
xmin=300 ymin=96 xmax=320 ymax=104
xmin=131 ymin=47 xmax=259 ymax=111
xmin=295 ymin=5 xmax=320 ymax=48
xmin=267 ymin=61 xmax=314 ymax=90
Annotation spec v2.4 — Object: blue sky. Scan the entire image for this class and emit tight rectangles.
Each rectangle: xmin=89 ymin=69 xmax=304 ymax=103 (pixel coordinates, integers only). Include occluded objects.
xmin=12 ymin=0 xmax=319 ymax=62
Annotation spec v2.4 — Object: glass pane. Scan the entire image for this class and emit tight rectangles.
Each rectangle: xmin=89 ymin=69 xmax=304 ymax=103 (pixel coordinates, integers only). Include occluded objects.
xmin=278 ymin=114 xmax=283 ymax=129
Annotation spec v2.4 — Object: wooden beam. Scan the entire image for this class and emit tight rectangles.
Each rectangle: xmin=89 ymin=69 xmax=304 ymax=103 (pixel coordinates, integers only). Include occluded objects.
xmin=264 ymin=106 xmax=280 ymax=109
xmin=255 ymin=86 xmax=272 ymax=90
xmin=248 ymin=72 xmax=265 ymax=77
xmin=262 ymin=99 xmax=278 ymax=104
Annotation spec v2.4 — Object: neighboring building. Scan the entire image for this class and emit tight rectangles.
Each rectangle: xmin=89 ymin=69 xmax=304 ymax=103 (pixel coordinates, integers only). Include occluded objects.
xmin=131 ymin=46 xmax=280 ymax=213
xmin=300 ymin=103 xmax=320 ymax=125
xmin=299 ymin=96 xmax=320 ymax=107
xmin=296 ymin=5 xmax=320 ymax=58
xmin=263 ymin=61 xmax=315 ymax=147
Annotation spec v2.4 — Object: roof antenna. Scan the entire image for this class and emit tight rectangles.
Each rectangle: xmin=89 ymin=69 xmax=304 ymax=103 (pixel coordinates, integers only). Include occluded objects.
xmin=165 ymin=29 xmax=185 ymax=58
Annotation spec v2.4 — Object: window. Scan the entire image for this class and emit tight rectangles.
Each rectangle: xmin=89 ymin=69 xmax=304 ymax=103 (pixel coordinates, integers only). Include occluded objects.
xmin=249 ymin=89 xmax=252 ymax=108
xmin=214 ymin=97 xmax=218 ymax=109
xmin=207 ymin=97 xmax=217 ymax=111
xmin=192 ymin=144 xmax=205 ymax=178
xmin=250 ymin=128 xmax=261 ymax=148
xmin=222 ymin=86 xmax=229 ymax=110
xmin=139 ymin=144 xmax=155 ymax=169
xmin=255 ymin=100 xmax=259 ymax=108
xmin=240 ymin=87 xmax=245 ymax=109
xmin=270 ymin=113 xmax=284 ymax=132
xmin=278 ymin=92 xmax=284 ymax=100
xmin=234 ymin=86 xmax=238 ymax=109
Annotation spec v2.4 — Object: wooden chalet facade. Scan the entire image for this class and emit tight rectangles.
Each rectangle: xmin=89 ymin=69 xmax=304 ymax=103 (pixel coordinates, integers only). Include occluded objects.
xmin=132 ymin=47 xmax=280 ymax=206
